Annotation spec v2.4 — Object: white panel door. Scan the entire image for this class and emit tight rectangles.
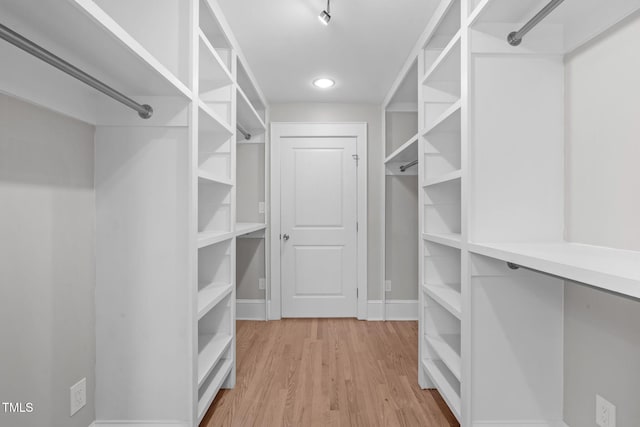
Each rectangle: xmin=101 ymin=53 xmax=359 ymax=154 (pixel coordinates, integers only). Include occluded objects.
xmin=281 ymin=137 xmax=357 ymax=317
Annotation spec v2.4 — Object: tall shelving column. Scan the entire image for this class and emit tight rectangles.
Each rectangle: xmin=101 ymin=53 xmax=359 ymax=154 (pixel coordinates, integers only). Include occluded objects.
xmin=235 ymin=57 xmax=269 ymax=319
xmin=194 ymin=0 xmax=237 ymax=422
xmin=417 ymin=0 xmax=463 ymax=422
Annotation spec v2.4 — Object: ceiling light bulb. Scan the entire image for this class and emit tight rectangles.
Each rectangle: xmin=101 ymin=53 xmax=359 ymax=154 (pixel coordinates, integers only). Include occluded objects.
xmin=313 ymin=78 xmax=335 ymax=89
xmin=318 ymin=10 xmax=331 ymax=25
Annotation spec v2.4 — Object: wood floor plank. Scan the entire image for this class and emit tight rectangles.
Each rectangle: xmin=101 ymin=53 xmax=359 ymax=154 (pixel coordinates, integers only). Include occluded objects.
xmin=201 ymin=319 xmax=459 ymax=427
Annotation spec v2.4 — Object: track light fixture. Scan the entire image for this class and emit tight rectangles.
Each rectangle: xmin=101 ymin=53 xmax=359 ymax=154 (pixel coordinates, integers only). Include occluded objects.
xmin=318 ymin=0 xmax=331 ymax=25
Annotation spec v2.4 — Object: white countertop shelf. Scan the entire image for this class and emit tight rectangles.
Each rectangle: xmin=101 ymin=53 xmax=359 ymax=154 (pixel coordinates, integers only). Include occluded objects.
xmin=424 ymin=169 xmax=461 ymax=187
xmin=197 ymin=333 xmax=232 ymax=387
xmin=197 ymin=230 xmax=235 ymax=248
xmin=198 ymin=29 xmax=233 ymax=91
xmin=384 ymin=133 xmax=419 ymax=164
xmin=425 ymin=334 xmax=461 ymax=381
xmin=422 ymin=359 xmax=461 ymax=421
xmin=197 ymin=358 xmax=233 ymax=422
xmin=199 ymin=101 xmax=233 ymax=135
xmin=469 ymin=241 xmax=640 ymax=299
xmin=423 ymin=232 xmax=462 ymax=249
xmin=423 ymin=284 xmax=462 ymax=319
xmin=421 ymin=101 xmax=461 ymax=136
xmin=198 ymin=283 xmax=233 ymax=320
xmin=198 ymin=170 xmax=233 ymax=186
xmin=235 ymin=223 xmax=266 ymax=237
xmin=236 ymin=86 xmax=266 ymax=132
xmin=422 ymin=31 xmax=461 ymax=85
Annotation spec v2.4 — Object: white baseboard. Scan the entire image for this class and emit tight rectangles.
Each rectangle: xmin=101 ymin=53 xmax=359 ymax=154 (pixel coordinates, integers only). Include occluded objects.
xmin=367 ymin=300 xmax=418 ymax=321
xmin=474 ymin=422 xmax=569 ymax=427
xmin=236 ymin=299 xmax=266 ymax=320
xmin=94 ymin=422 xmax=187 ymax=427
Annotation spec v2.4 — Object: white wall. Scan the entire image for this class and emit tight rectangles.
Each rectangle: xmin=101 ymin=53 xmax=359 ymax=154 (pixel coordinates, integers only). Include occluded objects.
xmin=564 ymin=10 xmax=640 ymax=427
xmin=270 ymin=103 xmax=384 ymax=300
xmin=0 ymin=93 xmax=96 ymax=427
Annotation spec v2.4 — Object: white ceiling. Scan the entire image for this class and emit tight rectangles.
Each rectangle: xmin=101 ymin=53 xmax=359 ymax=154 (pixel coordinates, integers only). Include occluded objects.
xmin=217 ymin=0 xmax=437 ymax=104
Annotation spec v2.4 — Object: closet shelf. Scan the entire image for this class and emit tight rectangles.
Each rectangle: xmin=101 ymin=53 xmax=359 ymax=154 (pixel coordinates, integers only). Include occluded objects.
xmin=199 ymin=101 xmax=234 ymax=135
xmin=421 ymin=101 xmax=461 ymax=136
xmin=198 ymin=333 xmax=232 ymax=387
xmin=423 ymin=233 xmax=462 ymax=249
xmin=384 ymin=133 xmax=419 ymax=164
xmin=422 ymin=31 xmax=461 ymax=85
xmin=198 ymin=29 xmax=233 ymax=91
xmin=423 ymin=284 xmax=461 ymax=319
xmin=422 ymin=359 xmax=461 ymax=421
xmin=235 ymin=223 xmax=266 ymax=237
xmin=198 ymin=358 xmax=233 ymax=423
xmin=237 ymin=86 xmax=266 ymax=132
xmin=468 ymin=242 xmax=640 ymax=299
xmin=198 ymin=170 xmax=233 ymax=186
xmin=198 ymin=283 xmax=233 ymax=320
xmin=425 ymin=334 xmax=461 ymax=381
xmin=424 ymin=170 xmax=461 ymax=187
xmin=198 ymin=230 xmax=235 ymax=249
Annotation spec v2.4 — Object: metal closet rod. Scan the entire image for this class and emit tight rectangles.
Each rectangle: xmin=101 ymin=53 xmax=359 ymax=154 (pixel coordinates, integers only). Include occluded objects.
xmin=400 ymin=160 xmax=418 ymax=172
xmin=236 ymin=124 xmax=251 ymax=140
xmin=507 ymin=0 xmax=564 ymax=46
xmin=0 ymin=23 xmax=153 ymax=119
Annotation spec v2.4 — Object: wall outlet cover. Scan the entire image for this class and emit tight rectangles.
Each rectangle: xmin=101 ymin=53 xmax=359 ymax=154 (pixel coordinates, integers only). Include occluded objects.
xmin=596 ymin=394 xmax=616 ymax=427
xmin=258 ymin=278 xmax=266 ymax=290
xmin=70 ymin=378 xmax=86 ymax=416
xmin=385 ymin=280 xmax=392 ymax=292
xmin=258 ymin=202 xmax=265 ymax=214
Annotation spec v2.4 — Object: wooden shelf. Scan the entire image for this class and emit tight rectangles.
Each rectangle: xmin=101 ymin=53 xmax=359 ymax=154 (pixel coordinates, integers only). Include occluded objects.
xmin=236 ymin=86 xmax=266 ymax=132
xmin=422 ymin=359 xmax=461 ymax=421
xmin=424 ymin=169 xmax=461 ymax=187
xmin=422 ymin=101 xmax=461 ymax=136
xmin=424 ymin=284 xmax=461 ymax=319
xmin=198 ymin=29 xmax=233 ymax=91
xmin=199 ymin=101 xmax=233 ymax=135
xmin=198 ymin=283 xmax=233 ymax=320
xmin=198 ymin=333 xmax=232 ymax=387
xmin=235 ymin=222 xmax=266 ymax=237
xmin=198 ymin=170 xmax=233 ymax=186
xmin=423 ymin=233 xmax=462 ymax=249
xmin=469 ymin=241 xmax=640 ymax=299
xmin=198 ymin=230 xmax=235 ymax=249
xmin=384 ymin=133 xmax=419 ymax=164
xmin=422 ymin=32 xmax=461 ymax=85
xmin=198 ymin=358 xmax=233 ymax=422
xmin=425 ymin=334 xmax=461 ymax=381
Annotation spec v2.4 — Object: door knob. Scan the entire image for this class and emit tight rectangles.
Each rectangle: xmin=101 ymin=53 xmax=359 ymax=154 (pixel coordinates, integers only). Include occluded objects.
xmin=282 ymin=233 xmax=290 ymax=241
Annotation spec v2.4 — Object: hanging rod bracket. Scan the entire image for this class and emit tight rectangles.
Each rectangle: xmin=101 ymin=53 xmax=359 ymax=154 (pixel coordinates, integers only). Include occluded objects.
xmin=139 ymin=104 xmax=154 ymax=119
xmin=507 ymin=0 xmax=564 ymax=46
xmin=507 ymin=262 xmax=521 ymax=270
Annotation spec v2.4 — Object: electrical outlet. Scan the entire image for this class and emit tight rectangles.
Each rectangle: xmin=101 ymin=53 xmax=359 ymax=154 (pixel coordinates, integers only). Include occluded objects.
xmin=385 ymin=280 xmax=391 ymax=292
xmin=70 ymin=378 xmax=86 ymax=416
xmin=258 ymin=278 xmax=266 ymax=290
xmin=258 ymin=202 xmax=265 ymax=214
xmin=596 ymin=394 xmax=616 ymax=427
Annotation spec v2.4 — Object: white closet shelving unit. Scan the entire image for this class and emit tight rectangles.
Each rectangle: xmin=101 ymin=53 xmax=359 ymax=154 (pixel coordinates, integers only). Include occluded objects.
xmin=382 ymin=60 xmax=420 ymax=320
xmin=0 ymin=0 xmax=267 ymax=425
xmin=384 ymin=0 xmax=640 ymax=425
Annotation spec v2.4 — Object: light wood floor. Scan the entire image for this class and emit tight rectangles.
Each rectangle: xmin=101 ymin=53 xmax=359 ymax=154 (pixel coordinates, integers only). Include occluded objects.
xmin=201 ymin=319 xmax=459 ymax=427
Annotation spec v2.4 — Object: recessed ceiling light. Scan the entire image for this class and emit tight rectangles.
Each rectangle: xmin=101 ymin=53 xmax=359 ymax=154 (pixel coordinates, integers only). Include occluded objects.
xmin=313 ymin=78 xmax=335 ymax=89
xmin=318 ymin=0 xmax=331 ymax=26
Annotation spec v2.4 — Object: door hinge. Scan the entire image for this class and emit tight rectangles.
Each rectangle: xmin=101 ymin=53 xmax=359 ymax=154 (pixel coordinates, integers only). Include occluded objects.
xmin=356 ymin=222 xmax=359 ymax=232
xmin=357 ymin=288 xmax=359 ymax=297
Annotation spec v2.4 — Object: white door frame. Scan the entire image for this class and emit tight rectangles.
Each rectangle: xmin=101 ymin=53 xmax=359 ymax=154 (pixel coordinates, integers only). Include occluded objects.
xmin=270 ymin=122 xmax=367 ymax=320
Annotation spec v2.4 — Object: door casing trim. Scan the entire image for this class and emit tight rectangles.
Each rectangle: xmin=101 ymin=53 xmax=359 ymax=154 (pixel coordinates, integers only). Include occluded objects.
xmin=269 ymin=122 xmax=368 ymax=320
